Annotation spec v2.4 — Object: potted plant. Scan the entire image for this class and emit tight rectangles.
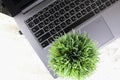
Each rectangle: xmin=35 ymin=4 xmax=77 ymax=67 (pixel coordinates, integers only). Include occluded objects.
xmin=49 ymin=32 xmax=99 ymax=80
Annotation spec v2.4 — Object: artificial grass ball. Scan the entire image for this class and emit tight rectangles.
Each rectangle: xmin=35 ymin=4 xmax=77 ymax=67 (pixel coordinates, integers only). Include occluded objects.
xmin=49 ymin=32 xmax=99 ymax=80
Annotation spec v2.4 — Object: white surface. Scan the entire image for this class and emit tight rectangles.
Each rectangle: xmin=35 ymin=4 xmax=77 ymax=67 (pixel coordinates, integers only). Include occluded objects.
xmin=0 ymin=13 xmax=120 ymax=80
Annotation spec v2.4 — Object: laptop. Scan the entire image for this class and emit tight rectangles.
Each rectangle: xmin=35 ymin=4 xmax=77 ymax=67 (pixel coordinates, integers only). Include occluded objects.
xmin=2 ymin=0 xmax=120 ymax=78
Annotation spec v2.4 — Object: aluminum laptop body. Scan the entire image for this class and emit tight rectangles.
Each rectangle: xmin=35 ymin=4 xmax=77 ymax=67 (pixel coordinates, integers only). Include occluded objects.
xmin=2 ymin=0 xmax=120 ymax=78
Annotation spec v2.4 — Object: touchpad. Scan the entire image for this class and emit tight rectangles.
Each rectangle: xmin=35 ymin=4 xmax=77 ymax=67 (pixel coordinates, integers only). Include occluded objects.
xmin=81 ymin=17 xmax=114 ymax=47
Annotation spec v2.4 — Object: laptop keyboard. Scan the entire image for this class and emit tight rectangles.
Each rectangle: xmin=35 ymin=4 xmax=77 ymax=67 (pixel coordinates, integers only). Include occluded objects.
xmin=25 ymin=0 xmax=118 ymax=48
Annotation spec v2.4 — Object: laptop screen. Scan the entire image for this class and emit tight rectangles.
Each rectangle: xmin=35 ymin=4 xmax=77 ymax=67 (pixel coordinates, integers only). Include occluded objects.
xmin=2 ymin=0 xmax=36 ymax=16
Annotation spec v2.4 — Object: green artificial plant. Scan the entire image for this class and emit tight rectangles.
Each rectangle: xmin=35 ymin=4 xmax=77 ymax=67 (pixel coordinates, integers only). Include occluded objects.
xmin=49 ymin=32 xmax=99 ymax=80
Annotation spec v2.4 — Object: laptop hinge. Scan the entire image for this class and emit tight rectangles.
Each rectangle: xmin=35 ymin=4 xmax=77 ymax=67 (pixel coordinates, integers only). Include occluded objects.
xmin=22 ymin=0 xmax=44 ymax=14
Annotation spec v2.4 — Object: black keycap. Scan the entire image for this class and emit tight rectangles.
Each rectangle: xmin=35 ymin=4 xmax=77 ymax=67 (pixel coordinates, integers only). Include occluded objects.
xmin=59 ymin=9 xmax=65 ymax=15
xmin=86 ymin=6 xmax=92 ymax=12
xmin=99 ymin=4 xmax=106 ymax=11
xmin=69 ymin=9 xmax=75 ymax=15
xmin=26 ymin=17 xmax=33 ymax=23
xmin=64 ymin=13 xmax=70 ymax=19
xmin=76 ymin=12 xmax=82 ymax=18
xmin=41 ymin=40 xmax=49 ymax=48
xmin=64 ymin=12 xmax=95 ymax=33
xmin=54 ymin=19 xmax=60 ymax=25
xmin=38 ymin=15 xmax=45 ymax=21
xmin=49 ymin=16 xmax=55 ymax=21
xmin=49 ymin=22 xmax=55 ymax=29
xmin=65 ymin=6 xmax=70 ymax=11
xmin=44 ymin=19 xmax=50 ymax=25
xmin=66 ymin=19 xmax=72 ymax=25
xmin=33 ymin=18 xmax=40 ymax=24
xmin=75 ymin=6 xmax=81 ymax=12
xmin=96 ymin=0 xmax=102 ymax=6
xmin=85 ymin=0 xmax=91 ymax=6
xmin=64 ymin=0 xmax=71 ymax=4
xmin=28 ymin=21 xmax=34 ymax=28
xmin=48 ymin=37 xmax=54 ymax=43
xmin=71 ymin=16 xmax=77 ymax=22
xmin=105 ymin=1 xmax=111 ymax=6
xmin=110 ymin=0 xmax=116 ymax=3
xmin=54 ymin=5 xmax=60 ymax=11
xmin=70 ymin=3 xmax=75 ymax=8
xmin=101 ymin=0 xmax=106 ymax=3
xmin=53 ymin=34 xmax=59 ymax=39
xmin=32 ymin=26 xmax=39 ymax=33
xmin=33 ymin=14 xmax=39 ymax=19
xmin=94 ymin=8 xmax=100 ymax=14
xmin=80 ymin=3 xmax=85 ymax=9
xmin=54 ymin=12 xmax=60 ymax=18
xmin=43 ymin=26 xmax=50 ymax=32
xmin=74 ymin=0 xmax=81 ymax=5
xmin=38 ymin=32 xmax=51 ymax=43
xmin=81 ymin=9 xmax=87 ymax=15
xmin=50 ymin=28 xmax=56 ymax=35
xmin=55 ymin=25 xmax=62 ymax=32
xmin=38 ymin=22 xmax=44 ymax=28
xmin=59 ymin=16 xmax=65 ymax=22
xmin=58 ymin=30 xmax=65 ymax=36
xmin=44 ymin=11 xmax=50 ymax=18
xmin=60 ymin=22 xmax=67 ymax=28
xmin=90 ymin=0 xmax=95 ymax=3
xmin=35 ymin=29 xmax=44 ymax=38
xmin=91 ymin=3 xmax=97 ymax=9
xmin=49 ymin=8 xmax=55 ymax=14
xmin=59 ymin=2 xmax=66 ymax=8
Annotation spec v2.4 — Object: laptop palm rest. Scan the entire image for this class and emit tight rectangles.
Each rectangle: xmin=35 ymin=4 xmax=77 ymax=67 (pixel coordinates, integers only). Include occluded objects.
xmin=81 ymin=17 xmax=114 ymax=47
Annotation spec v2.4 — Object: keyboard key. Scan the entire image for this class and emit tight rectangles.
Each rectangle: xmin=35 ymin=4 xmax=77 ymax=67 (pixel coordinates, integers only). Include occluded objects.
xmin=38 ymin=22 xmax=44 ymax=28
xmin=26 ymin=17 xmax=33 ymax=23
xmin=38 ymin=32 xmax=51 ymax=43
xmin=54 ymin=5 xmax=60 ymax=11
xmin=71 ymin=16 xmax=77 ymax=22
xmin=49 ymin=8 xmax=55 ymax=14
xmin=44 ymin=19 xmax=50 ymax=25
xmin=105 ymin=1 xmax=111 ymax=7
xmin=33 ymin=18 xmax=40 ymax=24
xmin=64 ymin=13 xmax=70 ymax=19
xmin=94 ymin=8 xmax=100 ymax=14
xmin=81 ymin=9 xmax=87 ymax=15
xmin=80 ymin=3 xmax=86 ymax=9
xmin=66 ymin=19 xmax=72 ymax=25
xmin=59 ymin=9 xmax=65 ymax=15
xmin=35 ymin=29 xmax=44 ymax=38
xmin=59 ymin=2 xmax=66 ymax=8
xmin=49 ymin=22 xmax=55 ymax=29
xmin=58 ymin=30 xmax=65 ymax=36
xmin=38 ymin=15 xmax=45 ymax=21
xmin=70 ymin=3 xmax=75 ymax=8
xmin=99 ymin=4 xmax=106 ymax=11
xmin=44 ymin=11 xmax=50 ymax=18
xmin=54 ymin=12 xmax=60 ymax=18
xmin=50 ymin=28 xmax=56 ymax=35
xmin=43 ymin=26 xmax=50 ymax=32
xmin=75 ymin=0 xmax=81 ymax=5
xmin=48 ymin=37 xmax=54 ymax=43
xmin=60 ymin=22 xmax=67 ymax=28
xmin=49 ymin=16 xmax=55 ymax=21
xmin=59 ymin=16 xmax=65 ymax=22
xmin=54 ymin=19 xmax=60 ymax=25
xmin=64 ymin=0 xmax=71 ymax=4
xmin=28 ymin=21 xmax=35 ymax=28
xmin=76 ymin=12 xmax=82 ymax=18
xmin=31 ymin=26 xmax=39 ymax=33
xmin=96 ymin=0 xmax=102 ymax=6
xmin=69 ymin=9 xmax=75 ymax=15
xmin=86 ymin=6 xmax=92 ymax=12
xmin=91 ymin=3 xmax=97 ymax=9
xmin=41 ymin=40 xmax=49 ymax=48
xmin=110 ymin=0 xmax=116 ymax=3
xmin=55 ymin=25 xmax=62 ymax=32
xmin=85 ymin=0 xmax=91 ymax=6
xmin=75 ymin=6 xmax=81 ymax=12
xmin=65 ymin=6 xmax=70 ymax=11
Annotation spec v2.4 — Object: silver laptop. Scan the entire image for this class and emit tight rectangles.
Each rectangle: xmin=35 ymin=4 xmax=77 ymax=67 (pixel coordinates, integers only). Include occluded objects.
xmin=2 ymin=0 xmax=120 ymax=78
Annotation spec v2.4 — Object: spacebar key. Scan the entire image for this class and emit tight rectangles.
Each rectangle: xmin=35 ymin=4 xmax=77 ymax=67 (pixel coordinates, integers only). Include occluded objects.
xmin=64 ymin=12 xmax=95 ymax=33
